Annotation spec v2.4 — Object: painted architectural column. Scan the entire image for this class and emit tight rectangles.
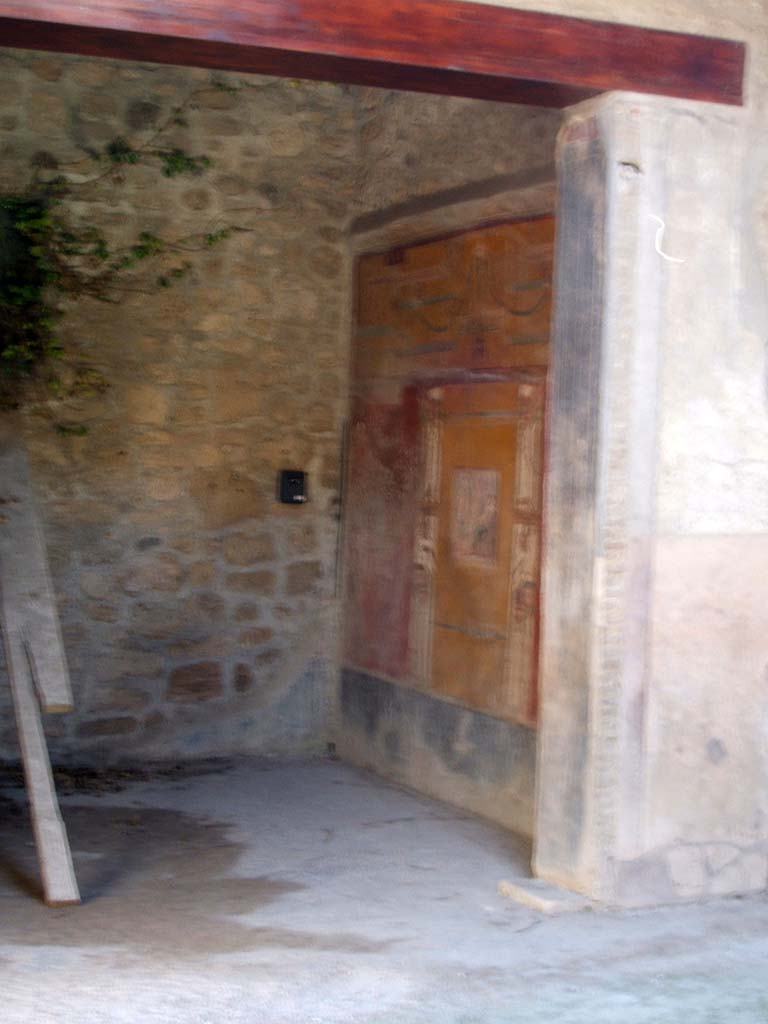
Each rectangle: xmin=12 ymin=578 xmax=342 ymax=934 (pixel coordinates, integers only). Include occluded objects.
xmin=535 ymin=91 xmax=768 ymax=905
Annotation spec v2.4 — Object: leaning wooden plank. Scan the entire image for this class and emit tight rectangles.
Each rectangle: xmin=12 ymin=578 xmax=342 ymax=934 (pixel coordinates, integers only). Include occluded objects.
xmin=0 ymin=418 xmax=72 ymax=713
xmin=3 ymin=627 xmax=80 ymax=905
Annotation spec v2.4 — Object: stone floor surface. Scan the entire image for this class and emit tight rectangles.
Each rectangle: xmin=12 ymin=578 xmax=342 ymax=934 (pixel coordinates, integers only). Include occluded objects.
xmin=1 ymin=758 xmax=767 ymax=1023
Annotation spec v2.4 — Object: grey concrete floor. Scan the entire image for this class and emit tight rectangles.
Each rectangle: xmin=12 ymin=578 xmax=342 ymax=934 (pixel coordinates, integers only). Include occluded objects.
xmin=1 ymin=758 xmax=767 ymax=1024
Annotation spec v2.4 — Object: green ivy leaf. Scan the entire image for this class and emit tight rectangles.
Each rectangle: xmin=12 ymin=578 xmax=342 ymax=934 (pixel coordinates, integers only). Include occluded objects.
xmin=55 ymin=422 xmax=89 ymax=437
xmin=105 ymin=138 xmax=140 ymax=165
xmin=158 ymin=149 xmax=213 ymax=177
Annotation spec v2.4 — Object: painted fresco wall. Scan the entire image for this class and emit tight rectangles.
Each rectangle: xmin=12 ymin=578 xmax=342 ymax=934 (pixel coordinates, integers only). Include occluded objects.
xmin=340 ymin=218 xmax=555 ymax=837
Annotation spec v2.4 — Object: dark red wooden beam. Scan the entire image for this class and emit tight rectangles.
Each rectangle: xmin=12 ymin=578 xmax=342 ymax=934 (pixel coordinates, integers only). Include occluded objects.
xmin=0 ymin=1 xmax=745 ymax=108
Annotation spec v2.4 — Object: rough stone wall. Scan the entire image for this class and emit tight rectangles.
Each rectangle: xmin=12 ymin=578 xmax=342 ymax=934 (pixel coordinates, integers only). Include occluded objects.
xmin=0 ymin=48 xmax=559 ymax=762
xmin=0 ymin=51 xmax=357 ymax=761
xmin=351 ymin=87 xmax=559 ymax=214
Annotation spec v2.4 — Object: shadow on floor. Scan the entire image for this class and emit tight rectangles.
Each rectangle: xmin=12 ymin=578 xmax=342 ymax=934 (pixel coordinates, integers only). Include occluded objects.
xmin=0 ymin=783 xmax=397 ymax=958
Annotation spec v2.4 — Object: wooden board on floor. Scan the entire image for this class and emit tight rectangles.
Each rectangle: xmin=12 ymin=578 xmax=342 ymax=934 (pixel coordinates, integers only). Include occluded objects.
xmin=3 ymin=627 xmax=80 ymax=905
xmin=0 ymin=417 xmax=79 ymax=905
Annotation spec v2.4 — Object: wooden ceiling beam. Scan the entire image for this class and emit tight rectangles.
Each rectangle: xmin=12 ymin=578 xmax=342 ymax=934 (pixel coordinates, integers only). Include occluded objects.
xmin=0 ymin=1 xmax=745 ymax=108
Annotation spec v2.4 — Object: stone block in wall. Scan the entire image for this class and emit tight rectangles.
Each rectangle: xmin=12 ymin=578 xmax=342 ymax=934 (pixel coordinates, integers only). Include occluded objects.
xmin=79 ymin=570 xmax=112 ymax=600
xmin=238 ymin=628 xmax=274 ymax=647
xmin=43 ymin=717 xmax=67 ymax=740
xmin=0 ymin=74 xmax=22 ymax=101
xmin=181 ymin=188 xmax=212 ymax=211
xmin=214 ymin=173 xmax=252 ymax=198
xmin=122 ymin=385 xmax=170 ymax=427
xmin=194 ymin=87 xmax=239 ymax=111
xmin=169 ymin=404 xmax=208 ymax=429
xmin=233 ymin=663 xmax=253 ymax=692
xmin=128 ymin=602 xmax=184 ymax=639
xmin=307 ymin=245 xmax=343 ymax=281
xmin=189 ymin=467 xmax=266 ymax=529
xmin=222 ymin=532 xmax=276 ymax=566
xmin=0 ymin=726 xmax=18 ymax=751
xmin=199 ymin=114 xmax=242 ymax=137
xmin=167 ymin=638 xmax=229 ymax=659
xmin=92 ymin=686 xmax=152 ymax=712
xmin=282 ymin=522 xmax=317 ymax=557
xmin=76 ymin=717 xmax=139 ymax=737
xmin=69 ymin=61 xmax=114 ymax=86
xmin=169 ymin=536 xmax=197 ymax=555
xmin=226 ymin=570 xmax=276 ymax=594
xmin=27 ymin=91 xmax=68 ymax=132
xmin=302 ymin=403 xmax=336 ymax=434
xmin=91 ymin=651 xmax=166 ymax=683
xmin=143 ymin=710 xmax=166 ymax=734
xmin=184 ymin=591 xmax=227 ymax=620
xmin=146 ymin=477 xmax=185 ymax=502
xmin=234 ymin=602 xmax=262 ymax=622
xmin=209 ymin=385 xmax=264 ymax=424
xmin=125 ymin=99 xmax=160 ymax=130
xmin=167 ymin=661 xmax=224 ymax=702
xmin=255 ymin=649 xmax=280 ymax=675
xmin=120 ymin=553 xmax=185 ymax=594
xmin=80 ymin=91 xmax=119 ymax=118
xmin=85 ymin=601 xmax=120 ymax=623
xmin=30 ymin=58 xmax=64 ymax=82
xmin=285 ymin=560 xmax=323 ymax=596
xmin=265 ymin=121 xmax=307 ymax=157
xmin=236 ymin=281 xmax=268 ymax=308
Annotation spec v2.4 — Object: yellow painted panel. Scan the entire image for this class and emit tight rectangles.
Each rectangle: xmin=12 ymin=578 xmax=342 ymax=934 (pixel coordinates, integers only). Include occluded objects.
xmin=432 ymin=626 xmax=507 ymax=713
xmin=434 ymin=411 xmax=519 ymax=631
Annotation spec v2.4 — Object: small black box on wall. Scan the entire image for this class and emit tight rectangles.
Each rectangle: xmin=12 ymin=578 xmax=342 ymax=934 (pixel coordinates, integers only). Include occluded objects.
xmin=278 ymin=469 xmax=308 ymax=504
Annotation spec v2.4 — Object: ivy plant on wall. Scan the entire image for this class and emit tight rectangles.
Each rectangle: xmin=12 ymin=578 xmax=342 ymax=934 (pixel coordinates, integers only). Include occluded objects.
xmin=0 ymin=80 xmax=247 ymax=418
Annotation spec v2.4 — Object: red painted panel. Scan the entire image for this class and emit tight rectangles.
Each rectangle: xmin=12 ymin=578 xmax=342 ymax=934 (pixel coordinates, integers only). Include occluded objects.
xmin=343 ymin=388 xmax=421 ymax=679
